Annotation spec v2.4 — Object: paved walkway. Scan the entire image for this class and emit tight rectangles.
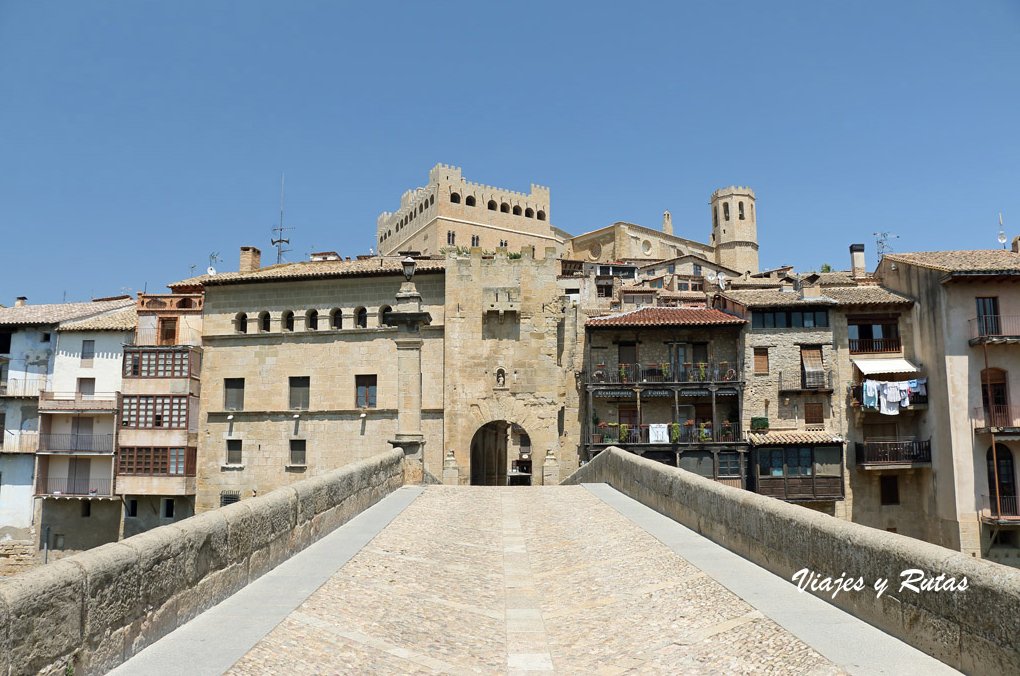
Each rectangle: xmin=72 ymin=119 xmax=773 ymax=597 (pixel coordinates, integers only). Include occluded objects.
xmin=116 ymin=485 xmax=958 ymax=675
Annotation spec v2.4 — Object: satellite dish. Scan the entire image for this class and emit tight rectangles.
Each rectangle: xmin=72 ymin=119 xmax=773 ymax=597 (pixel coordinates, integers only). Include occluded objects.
xmin=207 ymin=266 xmax=217 ymax=276
xmin=717 ymin=273 xmax=727 ymax=290
xmin=705 ymin=270 xmax=718 ymax=283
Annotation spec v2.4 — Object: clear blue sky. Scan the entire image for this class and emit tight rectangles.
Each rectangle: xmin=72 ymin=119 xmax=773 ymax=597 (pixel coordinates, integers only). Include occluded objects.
xmin=2 ymin=1 xmax=1018 ymax=303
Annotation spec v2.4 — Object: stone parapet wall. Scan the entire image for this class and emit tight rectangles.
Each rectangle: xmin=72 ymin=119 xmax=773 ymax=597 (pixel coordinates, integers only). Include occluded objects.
xmin=0 ymin=449 xmax=404 ymax=676
xmin=564 ymin=447 xmax=1020 ymax=674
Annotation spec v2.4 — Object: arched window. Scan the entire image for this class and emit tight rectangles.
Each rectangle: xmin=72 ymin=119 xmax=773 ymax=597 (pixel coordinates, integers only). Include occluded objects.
xmin=177 ymin=298 xmax=194 ymax=309
xmin=987 ymin=444 xmax=1017 ymax=515
xmin=536 ymin=210 xmax=546 ymax=221
xmin=282 ymin=311 xmax=295 ymax=332
xmin=429 ymin=195 xmax=434 ymax=206
xmin=513 ymin=205 xmax=522 ymax=215
xmin=330 ymin=308 xmax=342 ymax=330
xmin=379 ymin=305 xmax=392 ymax=326
xmin=259 ymin=311 xmax=271 ymax=333
xmin=447 ymin=230 xmax=456 ymax=246
xmin=525 ymin=208 xmax=534 ymax=218
xmin=723 ymin=203 xmax=730 ymax=221
xmin=355 ymin=307 xmax=368 ymax=328
xmin=466 ymin=195 xmax=476 ymax=207
xmin=487 ymin=200 xmax=497 ymax=211
xmin=713 ymin=207 xmax=718 ymax=228
xmin=235 ymin=312 xmax=248 ymax=334
xmin=738 ymin=201 xmax=745 ymax=220
xmin=306 ymin=309 xmax=318 ymax=330
xmin=450 ymin=192 xmax=461 ymax=204
xmin=471 ymin=234 xmax=480 ymax=247
xmin=500 ymin=203 xmax=510 ymax=213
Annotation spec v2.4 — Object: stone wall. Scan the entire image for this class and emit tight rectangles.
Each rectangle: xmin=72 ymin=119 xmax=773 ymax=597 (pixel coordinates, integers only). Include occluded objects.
xmin=0 ymin=541 xmax=36 ymax=577
xmin=565 ymin=447 xmax=1020 ymax=674
xmin=0 ymin=449 xmax=404 ymax=676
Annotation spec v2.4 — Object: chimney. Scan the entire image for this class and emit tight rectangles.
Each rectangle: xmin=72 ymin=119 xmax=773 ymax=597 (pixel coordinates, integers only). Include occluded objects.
xmin=662 ymin=210 xmax=673 ymax=236
xmin=1012 ymin=236 xmax=1020 ymax=254
xmin=14 ymin=297 xmax=26 ymax=307
xmin=850 ymin=243 xmax=866 ymax=278
xmin=239 ymin=246 xmax=261 ymax=273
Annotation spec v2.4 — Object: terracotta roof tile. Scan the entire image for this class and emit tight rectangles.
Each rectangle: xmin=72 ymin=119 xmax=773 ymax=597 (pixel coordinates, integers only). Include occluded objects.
xmin=883 ymin=250 xmax=1020 ymax=274
xmin=57 ymin=307 xmax=137 ymax=332
xmin=171 ymin=257 xmax=446 ymax=288
xmin=747 ymin=430 xmax=844 ymax=445
xmin=720 ymin=289 xmax=835 ymax=307
xmin=722 ymin=285 xmax=911 ymax=308
xmin=817 ymin=286 xmax=913 ymax=306
xmin=0 ymin=299 xmax=135 ymax=327
xmin=585 ymin=307 xmax=745 ymax=328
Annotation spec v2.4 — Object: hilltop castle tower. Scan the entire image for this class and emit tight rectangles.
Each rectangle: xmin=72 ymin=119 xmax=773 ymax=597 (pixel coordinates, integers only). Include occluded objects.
xmin=710 ymin=186 xmax=759 ymax=276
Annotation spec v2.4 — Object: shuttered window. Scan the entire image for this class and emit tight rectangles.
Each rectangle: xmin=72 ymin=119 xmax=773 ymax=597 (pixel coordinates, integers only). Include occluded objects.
xmin=801 ymin=346 xmax=825 ymax=388
xmin=753 ymin=348 xmax=769 ymax=374
xmin=804 ymin=402 xmax=824 ymax=425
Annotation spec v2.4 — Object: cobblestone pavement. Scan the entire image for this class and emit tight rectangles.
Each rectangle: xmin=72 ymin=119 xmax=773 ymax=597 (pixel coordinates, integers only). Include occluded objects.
xmin=228 ymin=486 xmax=844 ymax=675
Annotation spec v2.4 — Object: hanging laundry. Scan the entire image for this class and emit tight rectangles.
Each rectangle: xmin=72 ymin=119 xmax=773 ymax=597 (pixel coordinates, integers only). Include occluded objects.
xmin=863 ymin=380 xmax=879 ymax=409
xmin=880 ymin=382 xmax=900 ymax=415
xmin=898 ymin=382 xmax=911 ymax=408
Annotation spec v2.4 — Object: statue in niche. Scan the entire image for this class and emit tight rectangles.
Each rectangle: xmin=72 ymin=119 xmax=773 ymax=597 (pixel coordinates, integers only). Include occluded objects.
xmin=495 ymin=368 xmax=506 ymax=388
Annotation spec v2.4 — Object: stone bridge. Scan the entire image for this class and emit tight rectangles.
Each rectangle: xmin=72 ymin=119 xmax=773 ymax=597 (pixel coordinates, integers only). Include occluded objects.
xmin=2 ymin=449 xmax=1018 ymax=675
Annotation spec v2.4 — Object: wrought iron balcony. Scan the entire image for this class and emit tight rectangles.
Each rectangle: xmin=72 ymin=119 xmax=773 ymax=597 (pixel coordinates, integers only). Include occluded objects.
xmin=38 ymin=433 xmax=115 ymax=453
xmin=969 ymin=315 xmax=1020 ymax=342
xmin=588 ymin=422 xmax=742 ymax=445
xmin=586 ymin=362 xmax=740 ymax=385
xmin=855 ymin=439 xmax=931 ymax=466
xmin=36 ymin=477 xmax=113 ymax=497
xmin=972 ymin=405 xmax=1020 ymax=431
xmin=848 ymin=337 xmax=901 ymax=354
xmin=777 ymin=369 xmax=833 ymax=392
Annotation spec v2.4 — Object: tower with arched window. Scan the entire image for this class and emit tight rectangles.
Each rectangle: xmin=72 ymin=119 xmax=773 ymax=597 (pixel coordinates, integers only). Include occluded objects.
xmin=709 ymin=186 xmax=758 ymax=276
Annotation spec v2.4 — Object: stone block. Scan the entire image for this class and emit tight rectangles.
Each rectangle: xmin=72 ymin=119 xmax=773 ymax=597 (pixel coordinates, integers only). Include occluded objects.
xmin=125 ymin=595 xmax=178 ymax=657
xmin=174 ymin=561 xmax=248 ymax=625
xmin=175 ymin=509 xmax=230 ymax=586
xmin=121 ymin=525 xmax=187 ymax=611
xmin=221 ymin=500 xmax=258 ymax=565
xmin=0 ymin=559 xmax=84 ymax=674
xmin=76 ymin=542 xmax=141 ymax=652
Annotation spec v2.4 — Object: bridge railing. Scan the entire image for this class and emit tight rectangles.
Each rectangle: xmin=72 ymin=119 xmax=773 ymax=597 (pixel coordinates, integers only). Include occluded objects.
xmin=0 ymin=449 xmax=405 ymax=675
xmin=564 ymin=447 xmax=1020 ymax=674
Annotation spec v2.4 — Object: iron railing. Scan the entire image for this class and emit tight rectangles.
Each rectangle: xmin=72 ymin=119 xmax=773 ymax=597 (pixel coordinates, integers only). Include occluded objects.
xmin=778 ymin=369 xmax=833 ymax=391
xmin=39 ymin=433 xmax=115 ymax=453
xmin=972 ymin=405 xmax=1020 ymax=430
xmin=970 ymin=315 xmax=1020 ymax=339
xmin=589 ymin=423 xmax=742 ymax=445
xmin=982 ymin=494 xmax=1020 ymax=518
xmin=848 ymin=337 xmax=901 ymax=354
xmin=587 ymin=361 xmax=740 ymax=385
xmin=855 ymin=439 xmax=931 ymax=465
xmin=37 ymin=477 xmax=113 ymax=497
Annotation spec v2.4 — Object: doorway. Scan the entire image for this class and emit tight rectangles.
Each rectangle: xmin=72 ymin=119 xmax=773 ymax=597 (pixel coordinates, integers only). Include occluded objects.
xmin=470 ymin=421 xmax=509 ymax=485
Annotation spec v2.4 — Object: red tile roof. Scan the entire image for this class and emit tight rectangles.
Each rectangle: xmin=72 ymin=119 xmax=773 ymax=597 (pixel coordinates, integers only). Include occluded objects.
xmin=747 ymin=430 xmax=843 ymax=445
xmin=585 ymin=307 xmax=745 ymax=328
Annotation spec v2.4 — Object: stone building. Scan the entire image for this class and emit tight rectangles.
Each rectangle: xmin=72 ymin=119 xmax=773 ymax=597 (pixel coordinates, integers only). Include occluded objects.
xmin=875 ymin=248 xmax=1020 ymax=566
xmin=567 ymin=187 xmax=760 ymax=276
xmin=377 ymin=164 xmax=568 ymax=258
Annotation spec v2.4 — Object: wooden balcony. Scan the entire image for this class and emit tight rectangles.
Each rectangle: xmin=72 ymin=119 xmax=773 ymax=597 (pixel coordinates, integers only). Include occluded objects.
xmin=0 ymin=431 xmax=39 ymax=454
xmin=855 ymin=439 xmax=931 ymax=468
xmin=973 ymin=406 xmax=1020 ymax=433
xmin=969 ymin=315 xmax=1020 ymax=345
xmin=588 ymin=422 xmax=742 ymax=446
xmin=756 ymin=475 xmax=843 ymax=501
xmin=586 ymin=362 xmax=741 ymax=386
xmin=38 ymin=390 xmax=119 ymax=412
xmin=849 ymin=337 xmax=901 ymax=354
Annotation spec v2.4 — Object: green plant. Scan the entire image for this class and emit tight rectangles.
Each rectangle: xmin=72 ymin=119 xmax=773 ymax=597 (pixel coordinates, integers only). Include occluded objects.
xmin=661 ymin=362 xmax=671 ymax=380
xmin=750 ymin=416 xmax=769 ymax=431
xmin=669 ymin=422 xmax=681 ymax=443
xmin=508 ymin=251 xmax=523 ymax=259
xmin=618 ymin=423 xmax=630 ymax=442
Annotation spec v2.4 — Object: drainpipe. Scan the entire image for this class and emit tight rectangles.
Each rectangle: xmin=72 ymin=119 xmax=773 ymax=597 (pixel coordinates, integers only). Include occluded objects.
xmin=43 ymin=525 xmax=50 ymax=564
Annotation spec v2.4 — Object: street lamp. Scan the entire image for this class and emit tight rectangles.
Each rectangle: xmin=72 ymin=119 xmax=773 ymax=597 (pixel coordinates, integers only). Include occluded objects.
xmin=402 ymin=256 xmax=416 ymax=282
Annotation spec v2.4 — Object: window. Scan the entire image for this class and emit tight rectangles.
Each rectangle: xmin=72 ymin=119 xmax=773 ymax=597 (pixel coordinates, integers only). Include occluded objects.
xmin=306 ymin=309 xmax=318 ymax=330
xmin=525 ymin=208 xmax=534 ymax=218
xmin=723 ymin=203 xmax=730 ymax=221
xmin=498 ymin=239 xmax=508 ymax=247
xmin=126 ymin=499 xmax=138 ymax=518
xmin=471 ymin=235 xmax=480 ymax=247
xmin=259 ymin=312 xmax=271 ymax=332
xmin=447 ymin=230 xmax=456 ymax=245
xmin=355 ymin=307 xmax=368 ymax=328
xmin=220 ymin=490 xmax=240 ymax=506
xmin=41 ymin=332 xmax=50 ymax=342
xmin=976 ymin=297 xmax=1001 ymax=336
xmin=848 ymin=316 xmax=900 ymax=353
xmin=121 ymin=396 xmax=188 ymax=428
xmin=487 ymin=200 xmax=497 ymax=210
xmin=330 ymin=308 xmax=342 ymax=330
xmin=282 ymin=311 xmax=295 ymax=332
xmin=804 ymin=402 xmax=824 ymax=425
xmin=0 ymin=332 xmax=10 ymax=353
xmin=235 ymin=312 xmax=248 ymax=333
xmin=500 ymin=202 xmax=510 ymax=213
xmin=289 ymin=376 xmax=310 ymax=410
xmin=880 ymin=475 xmax=900 ymax=505
xmin=753 ymin=348 xmax=769 ymax=375
xmin=450 ymin=192 xmax=461 ymax=204
xmin=118 ymin=447 xmax=191 ymax=476
xmin=752 ymin=309 xmax=829 ymax=329
xmin=537 ymin=210 xmax=546 ymax=221
xmin=738 ymin=201 xmax=745 ymax=220
xmin=81 ymin=340 xmax=95 ymax=362
xmin=77 ymin=378 xmax=96 ymax=397
xmin=162 ymin=498 xmax=175 ymax=518
xmin=801 ymin=346 xmax=825 ymax=388
xmin=713 ymin=207 xmax=718 ymax=228
xmin=513 ymin=205 xmax=522 ymax=215
xmin=224 ymin=378 xmax=245 ymax=411
xmin=356 ymin=375 xmax=377 ymax=408
xmin=379 ymin=305 xmax=392 ymax=326
xmin=158 ymin=318 xmax=177 ymax=345
xmin=81 ymin=501 xmax=91 ymax=518
xmin=718 ymin=452 xmax=741 ymax=478
xmin=122 ymin=348 xmax=191 ymax=378
xmin=693 ymin=264 xmax=702 ymax=277
xmin=618 ymin=341 xmax=637 ymax=368
xmin=466 ymin=195 xmax=476 ymax=206
xmin=290 ymin=439 xmax=306 ymax=465
xmin=226 ymin=439 xmax=243 ymax=465
xmin=667 ymin=264 xmax=675 ymax=274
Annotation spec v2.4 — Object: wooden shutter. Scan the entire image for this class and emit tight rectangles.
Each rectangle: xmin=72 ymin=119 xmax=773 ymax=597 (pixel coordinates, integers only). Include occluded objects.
xmin=753 ymin=348 xmax=769 ymax=374
xmin=804 ymin=402 xmax=824 ymax=425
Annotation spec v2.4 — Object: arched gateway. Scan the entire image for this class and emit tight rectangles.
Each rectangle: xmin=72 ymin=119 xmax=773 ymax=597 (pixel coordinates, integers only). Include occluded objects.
xmin=469 ymin=420 xmax=533 ymax=486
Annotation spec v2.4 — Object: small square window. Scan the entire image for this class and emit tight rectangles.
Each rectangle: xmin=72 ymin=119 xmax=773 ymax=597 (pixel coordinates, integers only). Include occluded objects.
xmin=227 ymin=439 xmax=243 ymax=465
xmin=804 ymin=402 xmax=824 ymax=426
xmin=81 ymin=501 xmax=91 ymax=518
xmin=356 ymin=375 xmax=377 ymax=408
xmin=126 ymin=499 xmax=138 ymax=518
xmin=162 ymin=498 xmax=175 ymax=519
xmin=41 ymin=332 xmax=50 ymax=343
xmin=290 ymin=439 xmax=306 ymax=466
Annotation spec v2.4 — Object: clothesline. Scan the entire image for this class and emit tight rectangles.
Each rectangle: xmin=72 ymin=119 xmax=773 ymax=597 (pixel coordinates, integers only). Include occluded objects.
xmin=861 ymin=378 xmax=927 ymax=416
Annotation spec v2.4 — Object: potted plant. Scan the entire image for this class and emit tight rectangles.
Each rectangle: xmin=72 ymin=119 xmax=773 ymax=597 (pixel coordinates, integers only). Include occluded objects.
xmin=697 ymin=362 xmax=708 ymax=381
xmin=699 ymin=423 xmax=712 ymax=441
xmin=661 ymin=362 xmax=672 ymax=381
xmin=605 ymin=422 xmax=619 ymax=443
xmin=618 ymin=423 xmax=630 ymax=443
xmin=593 ymin=420 xmax=607 ymax=444
xmin=618 ymin=364 xmax=629 ymax=383
xmin=669 ymin=422 xmax=681 ymax=444
xmin=750 ymin=416 xmax=769 ymax=432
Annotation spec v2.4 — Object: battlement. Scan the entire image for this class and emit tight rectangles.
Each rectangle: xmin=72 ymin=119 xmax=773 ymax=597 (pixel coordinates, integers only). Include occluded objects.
xmin=711 ymin=186 xmax=756 ymax=199
xmin=429 ymin=163 xmax=463 ymax=183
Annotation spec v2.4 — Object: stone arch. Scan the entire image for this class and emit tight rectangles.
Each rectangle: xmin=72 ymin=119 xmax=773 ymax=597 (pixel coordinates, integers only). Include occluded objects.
xmin=466 ymin=195 xmax=476 ymax=207
xmin=536 ymin=210 xmax=546 ymax=221
xmin=512 ymin=205 xmax=522 ymax=216
xmin=525 ymin=207 xmax=534 ymax=218
xmin=487 ymin=200 xmax=497 ymax=211
xmin=500 ymin=202 xmax=510 ymax=213
xmin=450 ymin=192 xmax=461 ymax=204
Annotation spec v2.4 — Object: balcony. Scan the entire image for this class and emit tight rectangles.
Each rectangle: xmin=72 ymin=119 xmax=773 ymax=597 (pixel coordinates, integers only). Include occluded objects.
xmin=855 ymin=439 xmax=931 ymax=468
xmin=586 ymin=362 xmax=741 ymax=386
xmin=777 ymin=369 xmax=833 ymax=393
xmin=38 ymin=433 xmax=115 ymax=453
xmin=589 ymin=422 xmax=742 ymax=446
xmin=969 ymin=315 xmax=1020 ymax=345
xmin=38 ymin=390 xmax=119 ymax=412
xmin=0 ymin=431 xmax=39 ymax=453
xmin=36 ymin=477 xmax=113 ymax=497
xmin=756 ymin=475 xmax=844 ymax=501
xmin=850 ymin=384 xmax=927 ymax=408
xmin=972 ymin=406 xmax=1020 ymax=433
xmin=980 ymin=494 xmax=1020 ymax=524
xmin=0 ymin=378 xmax=46 ymax=398
xmin=849 ymin=337 xmax=901 ymax=354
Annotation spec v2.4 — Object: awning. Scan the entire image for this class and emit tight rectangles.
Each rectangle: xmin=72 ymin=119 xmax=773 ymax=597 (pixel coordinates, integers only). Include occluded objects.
xmin=851 ymin=357 xmax=921 ymax=375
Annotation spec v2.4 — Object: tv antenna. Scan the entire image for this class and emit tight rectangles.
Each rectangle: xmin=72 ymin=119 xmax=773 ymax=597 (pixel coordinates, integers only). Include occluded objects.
xmin=873 ymin=231 xmax=899 ymax=258
xmin=207 ymin=251 xmax=221 ymax=276
xmin=271 ymin=173 xmax=294 ymax=264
